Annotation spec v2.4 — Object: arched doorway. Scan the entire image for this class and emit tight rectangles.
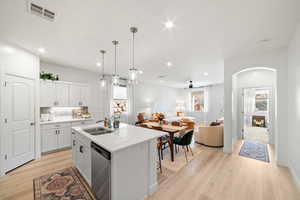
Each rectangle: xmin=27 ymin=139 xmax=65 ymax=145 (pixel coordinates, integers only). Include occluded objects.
xmin=231 ymin=67 xmax=277 ymax=162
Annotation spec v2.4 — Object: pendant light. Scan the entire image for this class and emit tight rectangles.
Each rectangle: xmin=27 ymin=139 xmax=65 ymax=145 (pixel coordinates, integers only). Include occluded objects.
xmin=112 ymin=40 xmax=120 ymax=86
xmin=100 ymin=50 xmax=106 ymax=87
xmin=128 ymin=27 xmax=141 ymax=84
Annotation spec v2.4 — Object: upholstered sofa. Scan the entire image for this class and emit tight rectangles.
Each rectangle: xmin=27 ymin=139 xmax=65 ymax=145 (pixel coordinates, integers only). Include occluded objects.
xmin=194 ymin=125 xmax=224 ymax=147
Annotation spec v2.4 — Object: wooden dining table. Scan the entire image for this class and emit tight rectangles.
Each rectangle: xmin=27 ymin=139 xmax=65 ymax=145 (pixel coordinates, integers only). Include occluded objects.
xmin=141 ymin=122 xmax=192 ymax=162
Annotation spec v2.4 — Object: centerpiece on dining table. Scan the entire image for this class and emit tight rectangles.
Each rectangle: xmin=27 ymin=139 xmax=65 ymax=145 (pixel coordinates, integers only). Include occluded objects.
xmin=152 ymin=113 xmax=166 ymax=126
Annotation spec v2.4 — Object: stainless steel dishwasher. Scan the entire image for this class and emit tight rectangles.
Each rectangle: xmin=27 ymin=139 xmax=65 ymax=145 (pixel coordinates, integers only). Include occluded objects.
xmin=91 ymin=142 xmax=111 ymax=200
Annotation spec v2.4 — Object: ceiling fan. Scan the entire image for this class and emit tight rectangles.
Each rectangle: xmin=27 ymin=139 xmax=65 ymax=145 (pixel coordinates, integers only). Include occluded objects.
xmin=184 ymin=80 xmax=213 ymax=89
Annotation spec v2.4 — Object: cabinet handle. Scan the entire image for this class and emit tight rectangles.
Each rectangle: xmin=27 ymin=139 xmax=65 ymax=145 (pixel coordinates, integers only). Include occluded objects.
xmin=55 ymin=130 xmax=58 ymax=135
xmin=79 ymin=145 xmax=84 ymax=153
xmin=73 ymin=140 xmax=76 ymax=146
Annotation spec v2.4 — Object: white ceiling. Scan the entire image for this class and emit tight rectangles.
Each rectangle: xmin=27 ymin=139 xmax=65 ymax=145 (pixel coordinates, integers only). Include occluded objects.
xmin=0 ymin=0 xmax=299 ymax=88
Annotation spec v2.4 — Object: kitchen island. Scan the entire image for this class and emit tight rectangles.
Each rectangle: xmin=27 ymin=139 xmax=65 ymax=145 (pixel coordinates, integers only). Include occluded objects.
xmin=71 ymin=123 xmax=165 ymax=200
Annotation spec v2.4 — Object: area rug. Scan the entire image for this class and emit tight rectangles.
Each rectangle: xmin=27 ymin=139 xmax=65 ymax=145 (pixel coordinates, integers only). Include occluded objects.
xmin=33 ymin=167 xmax=95 ymax=200
xmin=239 ymin=140 xmax=269 ymax=162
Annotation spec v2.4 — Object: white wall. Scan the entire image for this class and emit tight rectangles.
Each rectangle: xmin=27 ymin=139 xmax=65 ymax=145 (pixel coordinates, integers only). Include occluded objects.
xmin=41 ymin=62 xmax=107 ymax=120
xmin=0 ymin=42 xmax=40 ymax=176
xmin=131 ymin=83 xmax=184 ymax=122
xmin=287 ymin=23 xmax=300 ymax=189
xmin=224 ymin=48 xmax=288 ymax=166
xmin=184 ymin=84 xmax=224 ymax=125
xmin=234 ymin=69 xmax=276 ymax=144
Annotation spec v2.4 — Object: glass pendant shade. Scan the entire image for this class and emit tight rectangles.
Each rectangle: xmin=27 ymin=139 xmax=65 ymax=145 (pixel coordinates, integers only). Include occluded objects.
xmin=112 ymin=40 xmax=119 ymax=86
xmin=128 ymin=27 xmax=140 ymax=84
xmin=100 ymin=76 xmax=106 ymax=87
xmin=112 ymin=75 xmax=119 ymax=86
xmin=129 ymin=67 xmax=139 ymax=82
xmin=99 ymin=50 xmax=106 ymax=87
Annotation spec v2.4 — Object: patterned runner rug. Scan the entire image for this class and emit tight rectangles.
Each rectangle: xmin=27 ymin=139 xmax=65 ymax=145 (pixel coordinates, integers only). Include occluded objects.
xmin=239 ymin=140 xmax=269 ymax=162
xmin=33 ymin=167 xmax=95 ymax=200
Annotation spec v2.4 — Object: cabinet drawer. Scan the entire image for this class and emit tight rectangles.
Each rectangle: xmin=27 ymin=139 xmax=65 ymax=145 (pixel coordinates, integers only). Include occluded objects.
xmin=41 ymin=122 xmax=71 ymax=130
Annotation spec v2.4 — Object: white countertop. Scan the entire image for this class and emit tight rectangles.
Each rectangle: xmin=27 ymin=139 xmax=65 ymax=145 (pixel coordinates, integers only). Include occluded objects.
xmin=72 ymin=123 xmax=166 ymax=152
xmin=40 ymin=117 xmax=94 ymax=125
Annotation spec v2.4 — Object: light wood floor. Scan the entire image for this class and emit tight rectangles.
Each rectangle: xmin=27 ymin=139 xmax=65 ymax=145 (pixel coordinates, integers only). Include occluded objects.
xmin=0 ymin=141 xmax=299 ymax=200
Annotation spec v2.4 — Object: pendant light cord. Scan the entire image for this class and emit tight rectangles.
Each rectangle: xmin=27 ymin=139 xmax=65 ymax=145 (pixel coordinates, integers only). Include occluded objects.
xmin=132 ymin=31 xmax=135 ymax=69
xmin=114 ymin=42 xmax=117 ymax=75
xmin=102 ymin=52 xmax=105 ymax=77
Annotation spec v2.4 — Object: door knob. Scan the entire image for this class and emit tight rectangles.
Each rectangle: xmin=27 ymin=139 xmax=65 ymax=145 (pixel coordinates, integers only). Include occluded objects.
xmin=30 ymin=122 xmax=35 ymax=126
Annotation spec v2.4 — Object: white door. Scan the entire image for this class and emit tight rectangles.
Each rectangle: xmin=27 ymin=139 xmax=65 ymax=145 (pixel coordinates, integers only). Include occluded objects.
xmin=58 ymin=127 xmax=71 ymax=148
xmin=70 ymin=84 xmax=81 ymax=106
xmin=55 ymin=82 xmax=69 ymax=107
xmin=40 ymin=81 xmax=55 ymax=107
xmin=4 ymin=75 xmax=35 ymax=172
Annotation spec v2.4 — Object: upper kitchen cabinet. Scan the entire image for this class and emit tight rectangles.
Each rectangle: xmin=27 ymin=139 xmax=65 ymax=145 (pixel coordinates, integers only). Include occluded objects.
xmin=40 ymin=80 xmax=70 ymax=107
xmin=70 ymin=84 xmax=89 ymax=107
xmin=55 ymin=82 xmax=69 ymax=107
xmin=40 ymin=81 xmax=56 ymax=107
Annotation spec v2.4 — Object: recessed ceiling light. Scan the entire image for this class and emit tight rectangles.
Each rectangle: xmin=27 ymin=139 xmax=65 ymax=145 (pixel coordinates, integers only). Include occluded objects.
xmin=203 ymin=72 xmax=209 ymax=76
xmin=165 ymin=20 xmax=174 ymax=29
xmin=38 ymin=48 xmax=46 ymax=53
xmin=96 ymin=62 xmax=101 ymax=67
xmin=166 ymin=61 xmax=172 ymax=67
xmin=3 ymin=46 xmax=14 ymax=54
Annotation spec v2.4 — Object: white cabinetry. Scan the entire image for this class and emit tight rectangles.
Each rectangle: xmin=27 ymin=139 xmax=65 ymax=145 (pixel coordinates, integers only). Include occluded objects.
xmin=41 ymin=123 xmax=71 ymax=153
xmin=55 ymin=82 xmax=69 ymax=107
xmin=40 ymin=81 xmax=70 ymax=107
xmin=70 ymin=84 xmax=89 ymax=107
xmin=40 ymin=81 xmax=89 ymax=107
xmin=72 ymin=131 xmax=91 ymax=185
xmin=40 ymin=81 xmax=56 ymax=107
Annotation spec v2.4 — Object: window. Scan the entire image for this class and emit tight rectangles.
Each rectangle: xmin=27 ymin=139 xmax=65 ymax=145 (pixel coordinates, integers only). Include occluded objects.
xmin=113 ymin=86 xmax=127 ymax=99
xmin=191 ymin=91 xmax=205 ymax=112
xmin=112 ymin=86 xmax=128 ymax=114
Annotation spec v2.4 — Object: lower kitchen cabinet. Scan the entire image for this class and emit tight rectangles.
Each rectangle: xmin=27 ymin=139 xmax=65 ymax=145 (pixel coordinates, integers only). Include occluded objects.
xmin=72 ymin=131 xmax=91 ymax=185
xmin=41 ymin=129 xmax=58 ymax=152
xmin=41 ymin=123 xmax=71 ymax=153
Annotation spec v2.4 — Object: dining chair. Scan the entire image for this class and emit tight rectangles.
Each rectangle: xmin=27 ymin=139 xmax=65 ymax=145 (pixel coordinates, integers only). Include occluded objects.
xmin=174 ymin=130 xmax=194 ymax=163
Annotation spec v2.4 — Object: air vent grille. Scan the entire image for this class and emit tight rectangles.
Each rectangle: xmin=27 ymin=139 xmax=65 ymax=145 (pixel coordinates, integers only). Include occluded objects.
xmin=28 ymin=2 xmax=56 ymax=21
xmin=30 ymin=3 xmax=43 ymax=15
xmin=44 ymin=9 xmax=55 ymax=20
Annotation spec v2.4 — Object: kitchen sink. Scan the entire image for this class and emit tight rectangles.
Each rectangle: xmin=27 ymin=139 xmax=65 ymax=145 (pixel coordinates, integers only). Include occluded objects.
xmin=83 ymin=127 xmax=114 ymax=135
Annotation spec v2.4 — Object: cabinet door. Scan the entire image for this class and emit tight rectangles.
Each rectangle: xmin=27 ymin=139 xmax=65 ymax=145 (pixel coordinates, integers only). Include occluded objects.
xmin=76 ymin=139 xmax=91 ymax=185
xmin=70 ymin=84 xmax=81 ymax=106
xmin=71 ymin=132 xmax=77 ymax=165
xmin=55 ymin=82 xmax=69 ymax=107
xmin=42 ymin=129 xmax=58 ymax=153
xmin=58 ymin=127 xmax=71 ymax=148
xmin=40 ymin=81 xmax=56 ymax=107
xmin=80 ymin=85 xmax=89 ymax=106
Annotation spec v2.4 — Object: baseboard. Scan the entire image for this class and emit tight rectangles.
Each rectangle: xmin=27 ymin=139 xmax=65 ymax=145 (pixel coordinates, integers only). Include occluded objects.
xmin=289 ymin=161 xmax=300 ymax=192
xmin=276 ymin=159 xmax=289 ymax=167
xmin=148 ymin=182 xmax=158 ymax=195
xmin=223 ymin=146 xmax=232 ymax=153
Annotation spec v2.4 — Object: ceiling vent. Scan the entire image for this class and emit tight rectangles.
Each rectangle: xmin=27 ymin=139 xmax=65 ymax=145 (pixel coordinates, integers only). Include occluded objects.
xmin=28 ymin=2 xmax=56 ymax=21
